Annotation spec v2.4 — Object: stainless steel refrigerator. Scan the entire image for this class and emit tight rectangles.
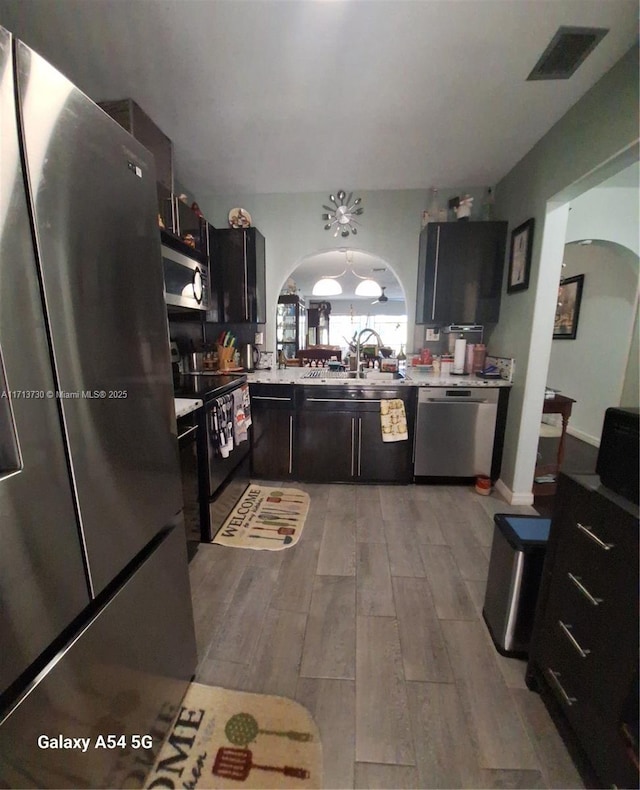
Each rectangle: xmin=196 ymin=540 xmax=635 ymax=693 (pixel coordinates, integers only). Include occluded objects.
xmin=0 ymin=28 xmax=196 ymax=787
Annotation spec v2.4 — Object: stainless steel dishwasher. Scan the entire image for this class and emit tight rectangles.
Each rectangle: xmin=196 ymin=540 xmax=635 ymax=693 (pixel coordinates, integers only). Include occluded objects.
xmin=414 ymin=387 xmax=499 ymax=476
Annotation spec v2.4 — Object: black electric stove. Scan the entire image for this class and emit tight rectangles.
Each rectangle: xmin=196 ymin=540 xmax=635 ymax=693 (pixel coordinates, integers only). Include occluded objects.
xmin=174 ymin=372 xmax=250 ymax=546
xmin=173 ymin=373 xmax=247 ymax=401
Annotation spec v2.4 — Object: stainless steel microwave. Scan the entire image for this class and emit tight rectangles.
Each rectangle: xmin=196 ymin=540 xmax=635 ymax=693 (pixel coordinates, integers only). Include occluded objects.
xmin=162 ymin=243 xmax=209 ymax=311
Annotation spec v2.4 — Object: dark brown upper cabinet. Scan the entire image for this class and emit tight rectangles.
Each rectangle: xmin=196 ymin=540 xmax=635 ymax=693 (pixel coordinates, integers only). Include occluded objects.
xmin=416 ymin=221 xmax=507 ymax=325
xmin=209 ymin=227 xmax=266 ymax=324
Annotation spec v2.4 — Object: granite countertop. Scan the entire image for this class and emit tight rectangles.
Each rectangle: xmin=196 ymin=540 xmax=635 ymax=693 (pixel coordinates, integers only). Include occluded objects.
xmin=243 ymin=368 xmax=512 ymax=388
xmin=174 ymin=397 xmax=203 ymax=418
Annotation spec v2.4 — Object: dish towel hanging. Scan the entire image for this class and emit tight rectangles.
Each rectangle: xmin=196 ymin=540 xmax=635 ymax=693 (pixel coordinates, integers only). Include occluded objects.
xmin=380 ymin=398 xmax=408 ymax=442
xmin=232 ymin=384 xmax=252 ymax=444
xmin=209 ymin=394 xmax=234 ymax=457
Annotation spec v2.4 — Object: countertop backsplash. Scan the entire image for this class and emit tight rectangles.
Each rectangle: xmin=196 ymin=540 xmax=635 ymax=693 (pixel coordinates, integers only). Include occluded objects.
xmin=485 ymin=355 xmax=515 ymax=383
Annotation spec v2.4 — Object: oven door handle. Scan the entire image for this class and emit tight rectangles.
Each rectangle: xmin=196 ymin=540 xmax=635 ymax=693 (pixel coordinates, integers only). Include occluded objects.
xmin=177 ymin=425 xmax=198 ymax=442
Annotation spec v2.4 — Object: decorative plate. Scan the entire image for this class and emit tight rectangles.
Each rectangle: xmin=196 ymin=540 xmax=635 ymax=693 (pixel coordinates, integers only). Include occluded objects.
xmin=228 ymin=207 xmax=252 ymax=228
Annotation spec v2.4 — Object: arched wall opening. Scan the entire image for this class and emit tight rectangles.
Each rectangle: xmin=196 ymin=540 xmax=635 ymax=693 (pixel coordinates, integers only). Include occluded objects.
xmin=276 ymin=247 xmax=409 ymax=358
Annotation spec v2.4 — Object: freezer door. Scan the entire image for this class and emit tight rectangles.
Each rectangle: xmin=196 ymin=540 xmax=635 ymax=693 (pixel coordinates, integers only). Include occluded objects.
xmin=15 ymin=42 xmax=182 ymax=594
xmin=0 ymin=28 xmax=90 ymax=694
xmin=0 ymin=526 xmax=197 ymax=789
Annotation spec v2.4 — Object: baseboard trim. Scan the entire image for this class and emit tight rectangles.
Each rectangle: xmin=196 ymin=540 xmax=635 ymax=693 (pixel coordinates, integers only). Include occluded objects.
xmin=566 ymin=425 xmax=600 ymax=448
xmin=495 ymin=478 xmax=535 ymax=506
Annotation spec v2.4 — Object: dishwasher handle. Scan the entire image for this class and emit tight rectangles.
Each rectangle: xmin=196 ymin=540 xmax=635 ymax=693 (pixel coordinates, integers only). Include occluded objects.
xmin=424 ymin=397 xmax=491 ymax=404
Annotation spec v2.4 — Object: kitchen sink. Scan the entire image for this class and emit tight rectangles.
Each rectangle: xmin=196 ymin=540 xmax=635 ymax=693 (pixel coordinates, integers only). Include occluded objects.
xmin=361 ymin=370 xmax=404 ymax=380
xmin=301 ymin=369 xmax=405 ymax=381
xmin=301 ymin=370 xmax=350 ymax=379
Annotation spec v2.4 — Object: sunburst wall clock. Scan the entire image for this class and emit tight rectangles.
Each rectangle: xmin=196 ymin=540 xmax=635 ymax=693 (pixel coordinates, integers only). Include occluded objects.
xmin=322 ymin=190 xmax=363 ymax=237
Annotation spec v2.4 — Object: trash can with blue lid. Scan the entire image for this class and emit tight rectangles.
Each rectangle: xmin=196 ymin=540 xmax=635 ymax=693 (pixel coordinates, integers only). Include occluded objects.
xmin=482 ymin=514 xmax=551 ymax=656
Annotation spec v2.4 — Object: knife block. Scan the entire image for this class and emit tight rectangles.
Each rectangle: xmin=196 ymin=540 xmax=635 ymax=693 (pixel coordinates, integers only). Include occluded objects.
xmin=217 ymin=345 xmax=236 ymax=370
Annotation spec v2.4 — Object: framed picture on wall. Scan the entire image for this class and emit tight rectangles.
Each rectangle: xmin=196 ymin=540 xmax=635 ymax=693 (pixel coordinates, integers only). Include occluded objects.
xmin=507 ymin=218 xmax=535 ymax=293
xmin=553 ymin=274 xmax=584 ymax=339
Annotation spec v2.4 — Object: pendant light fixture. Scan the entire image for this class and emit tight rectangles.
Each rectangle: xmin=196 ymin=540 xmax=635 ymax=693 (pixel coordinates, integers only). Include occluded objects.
xmin=354 ymin=279 xmax=382 ymax=298
xmin=312 ymin=277 xmax=343 ymax=296
xmin=311 ymin=249 xmax=383 ymax=298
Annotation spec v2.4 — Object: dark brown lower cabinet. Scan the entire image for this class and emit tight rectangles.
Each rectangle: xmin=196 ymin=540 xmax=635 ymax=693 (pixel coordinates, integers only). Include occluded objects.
xmin=526 ymin=472 xmax=639 ymax=790
xmin=250 ymin=385 xmax=295 ymax=479
xmin=296 ymin=410 xmax=354 ymax=481
xmin=295 ymin=386 xmax=415 ymax=483
xmin=358 ymin=410 xmax=413 ymax=482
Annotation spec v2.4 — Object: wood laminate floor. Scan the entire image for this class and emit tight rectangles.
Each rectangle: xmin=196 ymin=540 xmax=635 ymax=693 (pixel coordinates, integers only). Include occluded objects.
xmin=188 ymin=482 xmax=585 ymax=790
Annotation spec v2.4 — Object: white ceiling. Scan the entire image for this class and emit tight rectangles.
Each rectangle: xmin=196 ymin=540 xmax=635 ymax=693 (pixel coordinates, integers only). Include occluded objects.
xmin=0 ymin=0 xmax=637 ymax=202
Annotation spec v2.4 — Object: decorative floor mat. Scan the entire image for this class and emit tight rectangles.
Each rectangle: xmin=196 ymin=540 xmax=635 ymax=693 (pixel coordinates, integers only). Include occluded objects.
xmin=212 ymin=485 xmax=310 ymax=551
xmin=145 ymin=682 xmax=322 ymax=789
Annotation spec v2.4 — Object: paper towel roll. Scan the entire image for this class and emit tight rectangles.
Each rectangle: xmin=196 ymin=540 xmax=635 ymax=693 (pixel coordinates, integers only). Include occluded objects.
xmin=453 ymin=338 xmax=466 ymax=373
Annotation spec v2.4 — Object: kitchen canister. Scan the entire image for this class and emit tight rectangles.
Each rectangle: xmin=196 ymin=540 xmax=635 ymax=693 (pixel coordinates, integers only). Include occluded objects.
xmin=465 ymin=343 xmax=476 ymax=374
xmin=473 ymin=344 xmax=487 ymax=373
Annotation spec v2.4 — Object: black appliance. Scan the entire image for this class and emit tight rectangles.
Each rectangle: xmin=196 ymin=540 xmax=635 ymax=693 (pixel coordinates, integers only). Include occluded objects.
xmin=174 ymin=375 xmax=250 ymax=541
xmin=176 ymin=405 xmax=203 ymax=557
xmin=596 ymin=407 xmax=639 ymax=504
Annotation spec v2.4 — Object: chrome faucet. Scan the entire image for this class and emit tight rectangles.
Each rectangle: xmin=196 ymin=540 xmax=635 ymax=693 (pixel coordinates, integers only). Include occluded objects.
xmin=355 ymin=328 xmax=385 ymax=378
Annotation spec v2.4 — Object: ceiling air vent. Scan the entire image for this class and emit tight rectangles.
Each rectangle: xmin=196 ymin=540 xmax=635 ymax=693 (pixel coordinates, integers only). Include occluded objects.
xmin=527 ymin=26 xmax=609 ymax=81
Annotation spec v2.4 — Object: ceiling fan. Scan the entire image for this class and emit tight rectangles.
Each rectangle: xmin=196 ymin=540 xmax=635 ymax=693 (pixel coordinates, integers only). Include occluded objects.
xmin=372 ymin=286 xmax=388 ymax=304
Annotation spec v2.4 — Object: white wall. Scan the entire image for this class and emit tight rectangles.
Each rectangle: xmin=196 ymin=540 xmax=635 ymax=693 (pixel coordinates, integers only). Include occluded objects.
xmin=546 ymin=172 xmax=640 ymax=445
xmin=546 ymin=242 xmax=638 ymax=444
xmin=327 ymin=299 xmax=407 ymax=318
xmin=488 ymin=44 xmax=639 ymax=503
xmin=566 ymin=181 xmax=639 ymax=255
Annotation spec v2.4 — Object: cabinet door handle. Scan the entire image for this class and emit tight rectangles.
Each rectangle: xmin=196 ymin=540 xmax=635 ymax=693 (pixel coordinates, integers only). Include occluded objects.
xmin=171 ymin=194 xmax=178 ymax=236
xmin=305 ymin=397 xmax=383 ymax=404
xmin=243 ymin=231 xmax=249 ymax=320
xmin=351 ymin=417 xmax=356 ymax=477
xmin=252 ymin=396 xmax=292 ymax=402
xmin=431 ymin=225 xmax=441 ymax=321
xmin=546 ymin=668 xmax=577 ymax=706
xmin=357 ymin=417 xmax=362 ymax=477
xmin=558 ymin=620 xmax=590 ymax=658
xmin=567 ymin=573 xmax=602 ymax=606
xmin=288 ymin=415 xmax=293 ymax=475
xmin=576 ymin=522 xmax=614 ymax=550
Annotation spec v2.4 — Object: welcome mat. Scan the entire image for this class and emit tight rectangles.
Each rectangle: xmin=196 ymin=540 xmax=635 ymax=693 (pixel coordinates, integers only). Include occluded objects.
xmin=145 ymin=683 xmax=322 ymax=789
xmin=212 ymin=485 xmax=310 ymax=551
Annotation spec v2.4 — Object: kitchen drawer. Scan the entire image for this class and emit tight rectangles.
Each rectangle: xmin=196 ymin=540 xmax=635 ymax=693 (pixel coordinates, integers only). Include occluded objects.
xmin=249 ymin=383 xmax=295 ymax=407
xmin=529 ymin=473 xmax=639 ymax=790
xmin=542 ymin=659 xmax=638 ymax=790
xmin=547 ymin=542 xmax=637 ymax=650
xmin=536 ymin=614 xmax=593 ymax=707
xmin=554 ymin=477 xmax=637 ymax=604
xmin=542 ymin=569 xmax=638 ymax=716
xmin=298 ymin=386 xmax=414 ymax=412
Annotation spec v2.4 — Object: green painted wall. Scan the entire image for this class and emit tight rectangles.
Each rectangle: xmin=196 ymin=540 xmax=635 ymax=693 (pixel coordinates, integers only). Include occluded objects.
xmin=198 ymin=186 xmax=489 ymax=352
xmin=489 ymin=44 xmax=639 ymax=499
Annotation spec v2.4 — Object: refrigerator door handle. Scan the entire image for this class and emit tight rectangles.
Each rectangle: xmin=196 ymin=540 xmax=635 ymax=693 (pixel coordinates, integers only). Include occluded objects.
xmin=0 ymin=359 xmax=22 ymax=479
